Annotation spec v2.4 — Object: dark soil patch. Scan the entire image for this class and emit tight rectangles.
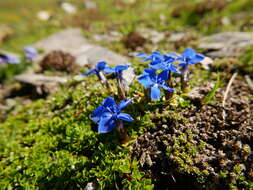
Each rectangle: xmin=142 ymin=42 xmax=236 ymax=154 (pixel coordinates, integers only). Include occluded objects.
xmin=132 ymin=77 xmax=253 ymax=190
xmin=122 ymin=31 xmax=147 ymax=50
xmin=40 ymin=50 xmax=79 ymax=73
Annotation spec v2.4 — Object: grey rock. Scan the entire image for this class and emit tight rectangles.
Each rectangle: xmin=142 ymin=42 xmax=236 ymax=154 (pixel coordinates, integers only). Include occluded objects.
xmin=169 ymin=32 xmax=188 ymax=42
xmin=84 ymin=1 xmax=97 ymax=10
xmin=92 ymin=31 xmax=122 ymax=43
xmin=84 ymin=182 xmax=97 ymax=190
xmin=198 ymin=32 xmax=253 ymax=58
xmin=15 ymin=73 xmax=68 ymax=95
xmin=34 ymin=28 xmax=128 ymax=66
xmin=137 ymin=28 xmax=165 ymax=44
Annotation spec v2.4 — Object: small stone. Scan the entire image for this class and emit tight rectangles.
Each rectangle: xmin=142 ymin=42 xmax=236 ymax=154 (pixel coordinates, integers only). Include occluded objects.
xmin=61 ymin=2 xmax=77 ymax=14
xmin=37 ymin=10 xmax=51 ymax=21
xmin=84 ymin=1 xmax=97 ymax=10
xmin=85 ymin=182 xmax=97 ymax=190
xmin=199 ymin=32 xmax=253 ymax=58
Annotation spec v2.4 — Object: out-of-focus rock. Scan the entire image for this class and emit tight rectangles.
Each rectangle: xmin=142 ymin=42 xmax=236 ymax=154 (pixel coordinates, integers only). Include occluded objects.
xmin=61 ymin=2 xmax=77 ymax=14
xmin=92 ymin=31 xmax=122 ymax=42
xmin=37 ymin=10 xmax=51 ymax=21
xmin=137 ymin=28 xmax=165 ymax=44
xmin=34 ymin=28 xmax=128 ymax=66
xmin=84 ymin=1 xmax=97 ymax=10
xmin=15 ymin=73 xmax=68 ymax=95
xmin=199 ymin=32 xmax=253 ymax=58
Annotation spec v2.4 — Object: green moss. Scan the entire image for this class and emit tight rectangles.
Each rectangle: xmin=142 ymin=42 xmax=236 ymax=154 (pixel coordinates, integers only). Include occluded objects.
xmin=0 ymin=77 xmax=155 ymax=189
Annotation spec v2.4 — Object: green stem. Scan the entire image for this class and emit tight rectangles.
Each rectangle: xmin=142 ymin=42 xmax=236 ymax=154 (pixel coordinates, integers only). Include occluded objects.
xmin=165 ymin=71 xmax=174 ymax=100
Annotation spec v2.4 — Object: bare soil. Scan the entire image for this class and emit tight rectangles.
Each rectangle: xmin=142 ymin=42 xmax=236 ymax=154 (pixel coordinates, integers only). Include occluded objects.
xmin=132 ymin=76 xmax=253 ymax=190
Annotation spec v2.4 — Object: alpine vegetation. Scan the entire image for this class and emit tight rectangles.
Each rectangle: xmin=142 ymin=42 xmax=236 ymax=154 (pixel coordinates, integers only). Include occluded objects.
xmin=85 ymin=48 xmax=205 ymax=143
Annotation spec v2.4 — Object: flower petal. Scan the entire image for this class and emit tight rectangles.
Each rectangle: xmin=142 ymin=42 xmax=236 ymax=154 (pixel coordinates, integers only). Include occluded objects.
xmin=119 ymin=98 xmax=133 ymax=110
xmin=158 ymin=70 xmax=168 ymax=82
xmin=115 ymin=65 xmax=129 ymax=73
xmin=104 ymin=67 xmax=115 ymax=74
xmin=91 ymin=106 xmax=105 ymax=123
xmin=81 ymin=69 xmax=96 ymax=76
xmin=151 ymin=86 xmax=161 ymax=100
xmin=102 ymin=96 xmax=116 ymax=107
xmin=136 ymin=53 xmax=148 ymax=58
xmin=138 ymin=75 xmax=153 ymax=88
xmin=162 ymin=84 xmax=174 ymax=92
xmin=182 ymin=48 xmax=196 ymax=58
xmin=98 ymin=114 xmax=115 ymax=133
xmin=96 ymin=61 xmax=107 ymax=71
xmin=117 ymin=113 xmax=134 ymax=122
xmin=188 ymin=54 xmax=205 ymax=65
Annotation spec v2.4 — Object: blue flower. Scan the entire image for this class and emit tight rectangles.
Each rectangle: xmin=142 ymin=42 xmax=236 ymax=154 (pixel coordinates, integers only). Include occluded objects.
xmin=137 ymin=52 xmax=180 ymax=74
xmin=136 ymin=51 xmax=164 ymax=66
xmin=150 ymin=53 xmax=181 ymax=73
xmin=91 ymin=97 xmax=134 ymax=133
xmin=138 ymin=68 xmax=174 ymax=100
xmin=81 ymin=61 xmax=108 ymax=76
xmin=177 ymin=48 xmax=205 ymax=69
xmin=24 ymin=46 xmax=38 ymax=60
xmin=103 ymin=65 xmax=129 ymax=78
xmin=0 ymin=55 xmax=20 ymax=64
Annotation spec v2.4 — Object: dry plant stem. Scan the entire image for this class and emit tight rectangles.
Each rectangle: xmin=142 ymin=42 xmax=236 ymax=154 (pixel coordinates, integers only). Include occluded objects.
xmin=222 ymin=72 xmax=238 ymax=120
xmin=117 ymin=78 xmax=126 ymax=99
xmin=165 ymin=81 xmax=174 ymax=100
xmin=245 ymin=75 xmax=253 ymax=91
xmin=116 ymin=120 xmax=129 ymax=144
xmin=181 ymin=67 xmax=189 ymax=92
xmin=165 ymin=71 xmax=174 ymax=100
xmin=97 ymin=72 xmax=112 ymax=92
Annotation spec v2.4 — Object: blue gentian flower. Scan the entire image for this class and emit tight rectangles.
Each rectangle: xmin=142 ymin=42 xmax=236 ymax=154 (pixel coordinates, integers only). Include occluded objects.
xmin=138 ymin=68 xmax=174 ymax=100
xmin=177 ymin=48 xmax=205 ymax=70
xmin=24 ymin=46 xmax=38 ymax=60
xmin=136 ymin=51 xmax=164 ymax=67
xmin=103 ymin=65 xmax=129 ymax=78
xmin=82 ymin=61 xmax=107 ymax=76
xmin=0 ymin=55 xmax=20 ymax=64
xmin=150 ymin=53 xmax=181 ymax=73
xmin=91 ymin=96 xmax=134 ymax=133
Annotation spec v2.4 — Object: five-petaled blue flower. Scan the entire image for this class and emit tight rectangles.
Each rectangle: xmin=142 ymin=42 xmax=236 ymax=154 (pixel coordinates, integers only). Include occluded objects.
xmin=92 ymin=96 xmax=134 ymax=133
xmin=24 ymin=46 xmax=38 ymax=60
xmin=138 ymin=68 xmax=174 ymax=100
xmin=136 ymin=51 xmax=164 ymax=65
xmin=177 ymin=48 xmax=205 ymax=70
xmin=82 ymin=61 xmax=108 ymax=76
xmin=0 ymin=55 xmax=20 ymax=64
xmin=103 ymin=65 xmax=129 ymax=78
xmin=136 ymin=52 xmax=180 ymax=74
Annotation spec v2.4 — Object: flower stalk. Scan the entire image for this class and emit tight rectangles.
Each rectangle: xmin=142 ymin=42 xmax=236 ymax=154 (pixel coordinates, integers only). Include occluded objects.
xmin=116 ymin=120 xmax=129 ymax=144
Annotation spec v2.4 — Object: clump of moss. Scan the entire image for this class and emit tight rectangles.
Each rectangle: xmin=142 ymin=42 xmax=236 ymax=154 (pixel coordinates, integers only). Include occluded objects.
xmin=0 ymin=76 xmax=154 ymax=189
